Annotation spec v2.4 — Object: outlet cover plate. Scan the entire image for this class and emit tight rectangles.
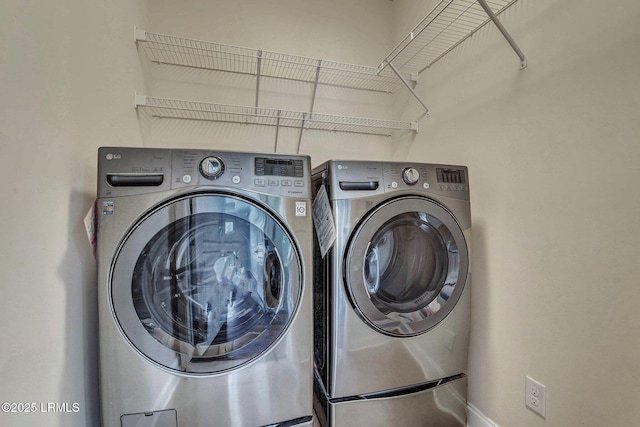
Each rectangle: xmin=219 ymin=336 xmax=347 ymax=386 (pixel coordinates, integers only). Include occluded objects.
xmin=525 ymin=376 xmax=546 ymax=418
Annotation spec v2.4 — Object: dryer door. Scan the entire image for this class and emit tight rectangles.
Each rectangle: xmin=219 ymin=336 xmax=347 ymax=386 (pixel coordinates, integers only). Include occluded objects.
xmin=345 ymin=196 xmax=468 ymax=337
xmin=110 ymin=193 xmax=302 ymax=375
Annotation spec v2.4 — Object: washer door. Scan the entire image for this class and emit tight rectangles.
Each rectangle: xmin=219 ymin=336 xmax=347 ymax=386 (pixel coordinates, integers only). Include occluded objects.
xmin=110 ymin=193 xmax=302 ymax=375
xmin=345 ymin=196 xmax=468 ymax=337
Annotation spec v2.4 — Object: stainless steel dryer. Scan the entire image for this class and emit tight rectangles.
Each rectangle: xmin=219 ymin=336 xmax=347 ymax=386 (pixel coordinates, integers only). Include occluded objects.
xmin=96 ymin=147 xmax=313 ymax=427
xmin=312 ymin=160 xmax=471 ymax=426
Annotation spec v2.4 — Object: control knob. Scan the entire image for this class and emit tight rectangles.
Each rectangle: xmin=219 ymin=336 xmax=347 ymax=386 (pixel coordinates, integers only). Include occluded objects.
xmin=200 ymin=156 xmax=225 ymax=180
xmin=402 ymin=167 xmax=420 ymax=185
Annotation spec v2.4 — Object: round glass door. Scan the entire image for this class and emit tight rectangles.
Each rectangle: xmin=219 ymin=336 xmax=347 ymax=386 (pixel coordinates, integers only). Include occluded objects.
xmin=345 ymin=196 xmax=468 ymax=337
xmin=110 ymin=193 xmax=302 ymax=375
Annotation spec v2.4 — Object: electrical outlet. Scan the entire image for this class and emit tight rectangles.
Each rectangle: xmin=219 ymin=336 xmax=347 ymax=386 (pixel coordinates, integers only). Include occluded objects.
xmin=525 ymin=376 xmax=546 ymax=418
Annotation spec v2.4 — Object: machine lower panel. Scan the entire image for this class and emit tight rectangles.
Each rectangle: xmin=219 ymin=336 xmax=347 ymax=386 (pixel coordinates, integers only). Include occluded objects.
xmin=314 ymin=376 xmax=467 ymax=427
xmin=121 ymin=410 xmax=177 ymax=427
xmin=263 ymin=416 xmax=313 ymax=427
xmin=119 ymin=411 xmax=312 ymax=427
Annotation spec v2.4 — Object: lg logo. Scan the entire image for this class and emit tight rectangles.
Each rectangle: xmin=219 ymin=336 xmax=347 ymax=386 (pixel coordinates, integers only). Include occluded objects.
xmin=105 ymin=153 xmax=122 ymax=160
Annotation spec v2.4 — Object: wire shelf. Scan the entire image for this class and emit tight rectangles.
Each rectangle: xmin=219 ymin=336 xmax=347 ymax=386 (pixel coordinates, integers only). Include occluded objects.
xmin=381 ymin=0 xmax=522 ymax=74
xmin=135 ymin=29 xmax=416 ymax=93
xmin=135 ymin=95 xmax=418 ymax=136
xmin=133 ymin=1 xmax=525 ymax=129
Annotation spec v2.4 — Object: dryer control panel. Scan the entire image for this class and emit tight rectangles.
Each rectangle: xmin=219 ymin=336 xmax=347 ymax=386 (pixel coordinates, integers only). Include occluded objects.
xmin=317 ymin=160 xmax=469 ymax=201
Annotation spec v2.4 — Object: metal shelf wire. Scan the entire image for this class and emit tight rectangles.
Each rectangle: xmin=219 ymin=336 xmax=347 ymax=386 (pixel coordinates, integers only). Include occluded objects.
xmin=135 ymin=95 xmax=418 ymax=136
xmin=377 ymin=0 xmax=526 ymax=114
xmin=133 ymin=0 xmax=526 ymax=137
xmin=380 ymin=0 xmax=525 ymax=74
xmin=135 ymin=28 xmax=416 ymax=94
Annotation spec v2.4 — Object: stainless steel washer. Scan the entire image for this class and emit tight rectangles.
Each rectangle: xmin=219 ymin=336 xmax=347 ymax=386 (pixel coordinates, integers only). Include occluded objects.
xmin=97 ymin=147 xmax=313 ymax=427
xmin=312 ymin=160 xmax=471 ymax=426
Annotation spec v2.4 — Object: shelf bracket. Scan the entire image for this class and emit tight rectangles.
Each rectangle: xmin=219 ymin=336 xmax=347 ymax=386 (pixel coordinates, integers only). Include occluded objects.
xmin=385 ymin=61 xmax=430 ymax=115
xmin=476 ymin=0 xmax=527 ymax=69
xmin=133 ymin=26 xmax=146 ymax=42
xmin=134 ymin=92 xmax=147 ymax=108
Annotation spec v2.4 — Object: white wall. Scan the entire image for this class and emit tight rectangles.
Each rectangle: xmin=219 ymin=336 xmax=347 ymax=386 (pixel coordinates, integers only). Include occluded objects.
xmin=143 ymin=0 xmax=397 ymax=164
xmin=392 ymin=0 xmax=640 ymax=425
xmin=3 ymin=1 xmax=638 ymax=426
xmin=0 ymin=1 xmax=150 ymax=426
xmin=0 ymin=1 xmax=396 ymax=426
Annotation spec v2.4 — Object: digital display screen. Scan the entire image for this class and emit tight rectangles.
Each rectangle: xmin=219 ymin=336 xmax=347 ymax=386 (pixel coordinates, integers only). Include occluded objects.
xmin=436 ymin=168 xmax=466 ymax=184
xmin=255 ymin=157 xmax=304 ymax=177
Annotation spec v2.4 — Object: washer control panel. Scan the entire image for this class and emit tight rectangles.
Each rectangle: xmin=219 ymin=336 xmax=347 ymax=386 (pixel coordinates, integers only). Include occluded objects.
xmin=174 ymin=150 xmax=310 ymax=198
xmin=98 ymin=147 xmax=311 ymax=198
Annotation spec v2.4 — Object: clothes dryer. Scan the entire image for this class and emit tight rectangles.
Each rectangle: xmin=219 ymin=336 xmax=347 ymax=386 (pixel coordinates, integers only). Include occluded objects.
xmin=312 ymin=160 xmax=471 ymax=426
xmin=97 ymin=147 xmax=313 ymax=427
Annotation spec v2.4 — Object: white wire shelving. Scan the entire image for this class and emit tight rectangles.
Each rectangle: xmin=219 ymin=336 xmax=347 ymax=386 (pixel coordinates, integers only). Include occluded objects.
xmin=133 ymin=0 xmax=526 ymax=145
xmin=381 ymin=0 xmax=525 ymax=74
xmin=379 ymin=0 xmax=526 ymax=113
xmin=134 ymin=28 xmax=416 ymax=95
xmin=135 ymin=94 xmax=418 ymax=153
xmin=134 ymin=28 xmax=419 ymax=151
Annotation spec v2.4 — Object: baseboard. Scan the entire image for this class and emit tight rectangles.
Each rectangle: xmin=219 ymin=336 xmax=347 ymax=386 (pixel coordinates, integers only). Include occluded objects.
xmin=467 ymin=403 xmax=499 ymax=427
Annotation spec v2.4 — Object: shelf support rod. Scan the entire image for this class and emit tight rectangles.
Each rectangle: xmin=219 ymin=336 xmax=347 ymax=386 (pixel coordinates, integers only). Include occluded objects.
xmin=476 ymin=0 xmax=527 ymax=69
xmin=274 ymin=110 xmax=281 ymax=153
xmin=385 ymin=61 xmax=430 ymax=115
xmin=309 ymin=59 xmax=322 ymax=114
xmin=255 ymin=50 xmax=263 ymax=108
xmin=297 ymin=113 xmax=307 ymax=154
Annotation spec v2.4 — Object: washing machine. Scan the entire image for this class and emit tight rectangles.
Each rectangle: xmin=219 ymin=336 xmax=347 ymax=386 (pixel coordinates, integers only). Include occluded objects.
xmin=311 ymin=160 xmax=471 ymax=426
xmin=96 ymin=147 xmax=313 ymax=427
